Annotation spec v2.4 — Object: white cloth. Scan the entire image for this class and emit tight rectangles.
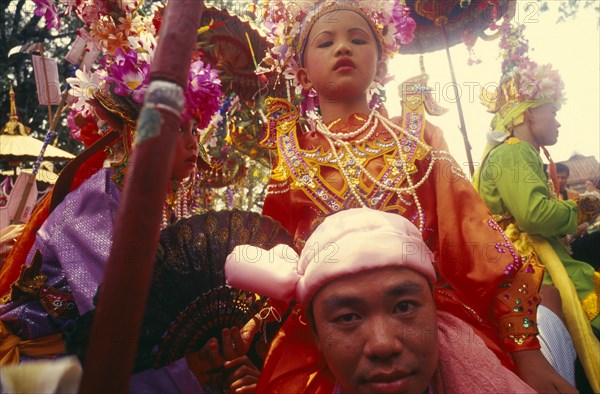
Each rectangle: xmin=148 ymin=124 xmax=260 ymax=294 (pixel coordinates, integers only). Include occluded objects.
xmin=537 ymin=305 xmax=577 ymax=385
xmin=0 ymin=356 xmax=82 ymax=394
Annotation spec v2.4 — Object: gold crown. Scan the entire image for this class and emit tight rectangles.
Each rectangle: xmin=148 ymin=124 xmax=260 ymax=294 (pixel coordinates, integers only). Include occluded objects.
xmin=480 ymin=77 xmax=520 ymax=115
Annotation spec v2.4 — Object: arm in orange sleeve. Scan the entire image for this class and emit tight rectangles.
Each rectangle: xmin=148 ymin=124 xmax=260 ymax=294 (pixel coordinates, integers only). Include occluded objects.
xmin=423 ymin=121 xmax=541 ymax=354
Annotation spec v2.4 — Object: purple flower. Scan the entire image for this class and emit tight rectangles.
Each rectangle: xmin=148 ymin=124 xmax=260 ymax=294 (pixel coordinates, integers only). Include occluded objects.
xmin=392 ymin=2 xmax=416 ymax=45
xmin=104 ymin=48 xmax=150 ymax=103
xmin=33 ymin=0 xmax=60 ymax=30
xmin=183 ymin=60 xmax=222 ymax=129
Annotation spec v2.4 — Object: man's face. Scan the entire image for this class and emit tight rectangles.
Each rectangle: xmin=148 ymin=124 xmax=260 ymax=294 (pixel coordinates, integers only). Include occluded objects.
xmin=557 ymin=171 xmax=569 ymax=191
xmin=311 ymin=267 xmax=438 ymax=394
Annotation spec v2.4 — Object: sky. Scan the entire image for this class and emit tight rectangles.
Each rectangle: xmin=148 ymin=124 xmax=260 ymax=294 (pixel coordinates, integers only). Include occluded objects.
xmin=385 ymin=0 xmax=600 ymax=177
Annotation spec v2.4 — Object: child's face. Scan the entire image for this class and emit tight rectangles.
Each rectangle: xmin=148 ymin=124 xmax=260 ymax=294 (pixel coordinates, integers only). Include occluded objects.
xmin=527 ymin=103 xmax=560 ymax=147
xmin=171 ymin=119 xmax=199 ymax=182
xmin=297 ymin=9 xmax=385 ymax=101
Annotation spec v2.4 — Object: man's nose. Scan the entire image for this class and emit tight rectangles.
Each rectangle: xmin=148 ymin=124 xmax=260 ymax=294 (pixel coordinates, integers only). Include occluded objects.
xmin=363 ymin=316 xmax=403 ymax=359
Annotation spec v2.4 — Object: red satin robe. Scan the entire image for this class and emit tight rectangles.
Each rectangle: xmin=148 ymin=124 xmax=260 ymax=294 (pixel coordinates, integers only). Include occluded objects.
xmin=258 ymin=100 xmax=542 ymax=393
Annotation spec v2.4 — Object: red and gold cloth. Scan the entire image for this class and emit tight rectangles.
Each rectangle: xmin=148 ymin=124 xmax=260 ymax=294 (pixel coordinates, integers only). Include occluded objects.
xmin=257 ymin=99 xmax=543 ymax=391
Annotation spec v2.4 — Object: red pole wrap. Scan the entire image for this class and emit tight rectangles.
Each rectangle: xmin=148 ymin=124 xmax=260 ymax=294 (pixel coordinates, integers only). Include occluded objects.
xmin=78 ymin=2 xmax=203 ymax=392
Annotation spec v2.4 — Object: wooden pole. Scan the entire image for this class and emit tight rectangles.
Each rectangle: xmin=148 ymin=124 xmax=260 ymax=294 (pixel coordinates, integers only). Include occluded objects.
xmin=78 ymin=2 xmax=204 ymax=392
xmin=441 ymin=22 xmax=475 ymax=176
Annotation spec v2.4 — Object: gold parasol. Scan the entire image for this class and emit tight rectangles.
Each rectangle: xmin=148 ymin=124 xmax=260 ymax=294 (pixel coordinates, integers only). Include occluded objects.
xmin=0 ymin=135 xmax=75 ymax=163
xmin=0 ymin=86 xmax=75 ymax=163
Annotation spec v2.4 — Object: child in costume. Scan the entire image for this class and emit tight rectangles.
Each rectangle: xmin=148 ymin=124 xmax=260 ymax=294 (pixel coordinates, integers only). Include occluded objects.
xmin=0 ymin=63 xmax=260 ymax=394
xmin=226 ymin=207 xmax=537 ymax=393
xmin=475 ymin=18 xmax=600 ymax=392
xmin=254 ymin=1 xmax=575 ymax=392
xmin=0 ymin=122 xmax=199 ymax=390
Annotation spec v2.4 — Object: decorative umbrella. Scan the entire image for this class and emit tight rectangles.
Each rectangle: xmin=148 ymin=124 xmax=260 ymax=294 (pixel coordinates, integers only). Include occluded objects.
xmin=198 ymin=1 xmax=278 ymax=102
xmin=0 ymin=86 xmax=74 ymax=163
xmin=401 ymin=0 xmax=515 ymax=175
xmin=401 ymin=0 xmax=512 ymax=55
xmin=0 ymin=135 xmax=75 ymax=163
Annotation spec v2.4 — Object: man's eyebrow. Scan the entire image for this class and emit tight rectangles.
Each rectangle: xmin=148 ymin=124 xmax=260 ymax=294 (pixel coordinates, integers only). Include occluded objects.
xmin=321 ymin=280 xmax=427 ymax=313
xmin=385 ymin=281 xmax=427 ymax=297
xmin=321 ymin=294 xmax=364 ymax=313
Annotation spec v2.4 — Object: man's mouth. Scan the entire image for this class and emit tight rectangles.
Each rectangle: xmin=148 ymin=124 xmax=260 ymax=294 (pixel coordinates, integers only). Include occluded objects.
xmin=361 ymin=370 xmax=412 ymax=394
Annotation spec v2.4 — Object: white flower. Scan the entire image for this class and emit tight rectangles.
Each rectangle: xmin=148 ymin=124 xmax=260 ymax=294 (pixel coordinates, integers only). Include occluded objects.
xmin=67 ymin=67 xmax=104 ymax=99
xmin=128 ymin=31 xmax=157 ymax=62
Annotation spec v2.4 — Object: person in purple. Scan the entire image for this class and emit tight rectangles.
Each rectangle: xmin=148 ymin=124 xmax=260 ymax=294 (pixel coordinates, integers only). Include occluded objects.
xmin=0 ymin=119 xmax=260 ymax=393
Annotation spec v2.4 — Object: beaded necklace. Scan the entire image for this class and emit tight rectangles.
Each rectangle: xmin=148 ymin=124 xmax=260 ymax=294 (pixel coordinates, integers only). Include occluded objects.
xmin=314 ymin=108 xmax=435 ymax=232
xmin=161 ymin=171 xmax=195 ymax=228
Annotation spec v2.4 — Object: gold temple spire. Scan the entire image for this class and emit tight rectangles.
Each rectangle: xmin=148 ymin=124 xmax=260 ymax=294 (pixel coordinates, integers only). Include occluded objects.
xmin=1 ymin=84 xmax=31 ymax=136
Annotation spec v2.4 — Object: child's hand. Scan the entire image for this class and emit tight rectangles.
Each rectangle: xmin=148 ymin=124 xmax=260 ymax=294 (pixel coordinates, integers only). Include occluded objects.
xmin=223 ymin=356 xmax=260 ymax=394
xmin=222 ymin=316 xmax=262 ymax=360
xmin=513 ymin=349 xmax=578 ymax=393
xmin=576 ymin=194 xmax=599 ymax=225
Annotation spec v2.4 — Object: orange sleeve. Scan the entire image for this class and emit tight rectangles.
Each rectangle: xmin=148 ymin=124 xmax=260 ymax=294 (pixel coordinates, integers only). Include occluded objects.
xmin=424 ymin=122 xmax=542 ymax=354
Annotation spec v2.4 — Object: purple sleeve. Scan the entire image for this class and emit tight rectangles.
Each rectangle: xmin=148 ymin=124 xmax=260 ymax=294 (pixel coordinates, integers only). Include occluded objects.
xmin=0 ymin=169 xmax=118 ymax=338
xmin=0 ymin=169 xmax=205 ymax=392
xmin=39 ymin=168 xmax=120 ymax=315
xmin=130 ymin=358 xmax=205 ymax=393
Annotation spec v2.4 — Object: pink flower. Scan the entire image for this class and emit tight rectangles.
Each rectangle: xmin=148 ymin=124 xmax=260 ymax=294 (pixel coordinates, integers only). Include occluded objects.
xmin=33 ymin=0 xmax=60 ymax=30
xmin=183 ymin=60 xmax=222 ymax=129
xmin=104 ymin=48 xmax=150 ymax=103
xmin=67 ymin=108 xmax=81 ymax=140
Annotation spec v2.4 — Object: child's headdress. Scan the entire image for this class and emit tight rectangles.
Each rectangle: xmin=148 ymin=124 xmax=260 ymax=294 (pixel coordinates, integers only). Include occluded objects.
xmin=257 ymin=0 xmax=416 ymax=90
xmin=480 ymin=19 xmax=565 ymax=135
xmin=64 ymin=4 xmax=223 ymax=189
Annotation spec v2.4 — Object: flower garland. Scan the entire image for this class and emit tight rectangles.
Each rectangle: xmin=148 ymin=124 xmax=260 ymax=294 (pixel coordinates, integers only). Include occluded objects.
xmin=55 ymin=1 xmax=223 ymax=143
xmin=499 ymin=18 xmax=564 ymax=105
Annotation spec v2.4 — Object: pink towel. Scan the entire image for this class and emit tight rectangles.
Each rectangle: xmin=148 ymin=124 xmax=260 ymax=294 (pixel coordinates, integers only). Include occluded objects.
xmin=433 ymin=311 xmax=535 ymax=393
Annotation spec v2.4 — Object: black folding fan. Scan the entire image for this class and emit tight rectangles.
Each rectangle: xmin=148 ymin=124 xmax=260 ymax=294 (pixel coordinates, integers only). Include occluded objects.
xmin=65 ymin=209 xmax=292 ymax=372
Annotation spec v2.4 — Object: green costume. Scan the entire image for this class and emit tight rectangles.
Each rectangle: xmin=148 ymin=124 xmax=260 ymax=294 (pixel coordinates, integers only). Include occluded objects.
xmin=478 ymin=137 xmax=598 ymax=331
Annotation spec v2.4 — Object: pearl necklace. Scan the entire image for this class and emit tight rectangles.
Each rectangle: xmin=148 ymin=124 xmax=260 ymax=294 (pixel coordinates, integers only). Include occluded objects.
xmin=315 ymin=110 xmax=436 ymax=232
xmin=315 ymin=107 xmax=380 ymax=146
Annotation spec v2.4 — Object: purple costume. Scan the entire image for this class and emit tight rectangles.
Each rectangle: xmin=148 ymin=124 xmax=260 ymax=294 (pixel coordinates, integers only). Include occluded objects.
xmin=0 ymin=168 xmax=203 ymax=393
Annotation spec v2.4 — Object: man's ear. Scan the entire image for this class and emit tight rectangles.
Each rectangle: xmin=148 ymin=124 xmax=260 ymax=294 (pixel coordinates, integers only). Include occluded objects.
xmin=523 ymin=109 xmax=533 ymax=126
xmin=306 ymin=309 xmax=321 ymax=349
xmin=296 ymin=68 xmax=313 ymax=91
xmin=375 ymin=60 xmax=388 ymax=83
xmin=310 ymin=323 xmax=321 ymax=351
